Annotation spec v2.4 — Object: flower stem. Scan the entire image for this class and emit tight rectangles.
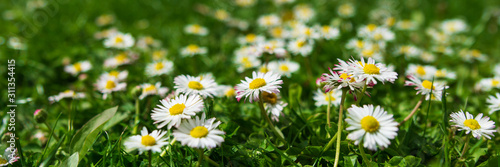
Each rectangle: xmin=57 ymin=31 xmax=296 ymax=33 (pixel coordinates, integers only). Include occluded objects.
xmin=333 ymin=89 xmax=348 ymax=167
xmin=460 ymin=134 xmax=471 ymax=158
xmin=203 ymin=155 xmax=220 ymax=166
xmin=359 ymin=143 xmax=372 ymax=167
xmin=44 ymin=122 xmax=60 ymax=141
xmin=327 ymin=92 xmax=332 ymax=127
xmin=322 ymin=131 xmax=338 ymax=153
xmin=355 ymin=81 xmax=368 ymax=106
xmin=258 ymin=95 xmax=287 ymax=144
xmin=196 ymin=149 xmax=204 ymax=167
xmin=148 ymin=150 xmax=152 ymax=167
xmin=132 ymin=98 xmax=140 ymax=134
xmin=398 ymin=95 xmax=425 ymax=126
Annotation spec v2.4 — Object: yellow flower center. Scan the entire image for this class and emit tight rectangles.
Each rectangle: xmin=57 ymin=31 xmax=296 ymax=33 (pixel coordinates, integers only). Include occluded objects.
xmin=144 ymin=85 xmax=156 ymax=92
xmin=280 ymin=65 xmax=289 ymax=71
xmin=169 ymin=103 xmax=186 ymax=115
xmin=363 ymin=64 xmax=380 ymax=74
xmin=153 ymin=51 xmax=164 ymax=60
xmin=241 ymin=57 xmax=252 ymax=68
xmin=463 ymin=119 xmax=481 ymax=130
xmin=187 ymin=44 xmax=199 ymax=52
xmin=361 ymin=49 xmax=374 ymax=57
xmin=115 ymin=53 xmax=127 ymax=63
xmin=74 ymin=63 xmax=82 ymax=72
xmin=297 ymin=40 xmax=306 ymax=47
xmin=367 ymin=24 xmax=377 ymax=31
xmin=272 ymin=27 xmax=283 ymax=37
xmin=355 ymin=40 xmax=364 ymax=48
xmin=435 ymin=70 xmax=445 ymax=77
xmin=339 ymin=73 xmax=352 ymax=80
xmin=262 ymin=91 xmax=278 ymax=104
xmin=105 ymin=80 xmax=116 ymax=89
xmin=422 ymin=80 xmax=434 ymax=90
xmin=145 ymin=36 xmax=154 ymax=44
xmin=141 ymin=135 xmax=156 ymax=146
xmin=360 ymin=116 xmax=380 ymax=133
xmin=190 ymin=126 xmax=209 ymax=138
xmin=225 ymin=88 xmax=235 ymax=97
xmin=109 ymin=71 xmax=120 ymax=77
xmin=492 ymin=79 xmax=499 ymax=86
xmin=416 ymin=66 xmax=426 ymax=76
xmin=324 ymin=93 xmax=335 ymax=102
xmin=260 ymin=66 xmax=269 ymax=73
xmin=188 ymin=81 xmax=204 ymax=90
xmin=0 ymin=158 xmax=7 ymax=164
xmin=245 ymin=34 xmax=256 ymax=42
xmin=115 ymin=36 xmax=124 ymax=43
xmin=322 ymin=26 xmax=330 ymax=32
xmin=249 ymin=78 xmax=266 ymax=89
xmin=471 ymin=50 xmax=481 ymax=57
xmin=192 ymin=24 xmax=201 ymax=33
xmin=154 ymin=62 xmax=164 ymax=71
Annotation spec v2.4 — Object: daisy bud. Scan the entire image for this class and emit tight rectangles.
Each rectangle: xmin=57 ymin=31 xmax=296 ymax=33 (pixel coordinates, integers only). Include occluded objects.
xmin=130 ymin=86 xmax=142 ymax=99
xmin=316 ymin=75 xmax=327 ymax=89
xmin=34 ymin=109 xmax=47 ymax=123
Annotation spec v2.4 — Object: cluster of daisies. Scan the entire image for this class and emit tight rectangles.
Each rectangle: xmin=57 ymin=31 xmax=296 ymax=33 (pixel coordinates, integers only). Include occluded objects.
xmin=317 ymin=57 xmax=496 ymax=152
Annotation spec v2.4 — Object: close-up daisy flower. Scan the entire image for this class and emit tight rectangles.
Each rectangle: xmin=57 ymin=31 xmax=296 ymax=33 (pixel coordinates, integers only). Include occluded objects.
xmin=64 ymin=61 xmax=92 ymax=76
xmin=238 ymin=33 xmax=266 ymax=45
xmin=257 ymin=14 xmax=281 ymax=28
xmin=99 ymin=70 xmax=128 ymax=81
xmin=261 ymin=91 xmax=288 ymax=121
xmin=103 ymin=52 xmax=138 ymax=68
xmin=123 ymin=127 xmax=169 ymax=154
xmin=0 ymin=148 xmax=19 ymax=166
xmin=293 ymin=4 xmax=315 ymax=22
xmin=138 ymin=82 xmax=169 ymax=100
xmin=235 ymin=71 xmax=283 ymax=103
xmin=345 ymin=104 xmax=399 ymax=151
xmin=349 ymin=57 xmax=398 ymax=85
xmin=172 ymin=113 xmax=225 ymax=149
xmin=145 ymin=60 xmax=174 ymax=77
xmin=405 ymin=64 xmax=437 ymax=80
xmin=441 ymin=19 xmax=467 ymax=34
xmin=103 ymin=32 xmax=135 ymax=49
xmin=151 ymin=94 xmax=204 ymax=129
xmin=174 ymin=74 xmax=218 ymax=98
xmin=287 ymin=38 xmax=314 ymax=56
xmin=450 ymin=110 xmax=496 ymax=139
xmin=316 ymin=25 xmax=340 ymax=40
xmin=405 ymin=75 xmax=448 ymax=101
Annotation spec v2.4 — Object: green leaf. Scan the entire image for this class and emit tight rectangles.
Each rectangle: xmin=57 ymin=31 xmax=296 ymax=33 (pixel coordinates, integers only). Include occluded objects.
xmin=387 ymin=156 xmax=403 ymax=166
xmin=343 ymin=155 xmax=358 ymax=167
xmin=70 ymin=106 xmax=118 ymax=162
xmin=477 ymin=155 xmax=499 ymax=167
xmin=288 ymin=83 xmax=302 ymax=108
xmin=399 ymin=155 xmax=421 ymax=167
xmin=61 ymin=153 xmax=79 ymax=167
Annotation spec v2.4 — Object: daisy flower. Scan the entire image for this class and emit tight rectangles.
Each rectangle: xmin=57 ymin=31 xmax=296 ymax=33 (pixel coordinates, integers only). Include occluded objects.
xmin=434 ymin=69 xmax=456 ymax=80
xmin=450 ymin=110 xmax=496 ymax=139
xmin=181 ymin=44 xmax=208 ymax=57
xmin=93 ymin=27 xmax=118 ymax=40
xmin=0 ymin=148 xmax=19 ymax=166
xmin=145 ymin=60 xmax=174 ymax=77
xmin=238 ymin=33 xmax=265 ymax=45
xmin=152 ymin=49 xmax=168 ymax=61
xmin=216 ymin=85 xmax=236 ymax=98
xmin=396 ymin=45 xmax=422 ymax=58
xmin=261 ymin=91 xmax=288 ymax=121
xmin=405 ymin=75 xmax=448 ymax=101
xmin=268 ymin=27 xmax=290 ymax=39
xmin=96 ymin=77 xmax=127 ymax=99
xmin=99 ymin=70 xmax=128 ymax=81
xmin=267 ymin=60 xmax=300 ymax=78
xmin=123 ymin=127 xmax=169 ymax=154
xmin=103 ymin=32 xmax=135 ymax=49
xmin=293 ymin=4 xmax=315 ymax=22
xmin=235 ymin=0 xmax=256 ymax=7
xmin=172 ymin=113 xmax=225 ymax=149
xmin=346 ymin=38 xmax=366 ymax=50
xmin=475 ymin=77 xmax=500 ymax=92
xmin=322 ymin=68 xmax=364 ymax=92
xmin=258 ymin=40 xmax=287 ymax=56
xmin=350 ymin=57 xmax=398 ymax=85
xmin=395 ymin=20 xmax=418 ymax=31
xmin=174 ymin=74 xmax=218 ymax=98
xmin=292 ymin=24 xmax=320 ymax=39
xmin=257 ymin=14 xmax=281 ymax=28
xmin=64 ymin=61 xmax=91 ymax=76
xmin=313 ymin=89 xmax=342 ymax=107
xmin=486 ymin=93 xmax=500 ymax=115
xmin=184 ymin=24 xmax=209 ymax=36
xmin=459 ymin=49 xmax=487 ymax=62
xmin=337 ymin=3 xmax=355 ymax=18
xmin=345 ymin=104 xmax=398 ymax=151
xmin=316 ymin=25 xmax=340 ymax=40
xmin=138 ymin=82 xmax=169 ymax=100
xmin=441 ymin=19 xmax=467 ymax=34
xmin=405 ymin=64 xmax=437 ymax=80
xmin=287 ymin=38 xmax=314 ymax=56
xmin=151 ymin=94 xmax=204 ymax=129
xmin=103 ymin=52 xmax=138 ymax=68
xmin=235 ymin=71 xmax=283 ymax=103
xmin=48 ymin=90 xmax=86 ymax=103
xmin=95 ymin=14 xmax=114 ymax=26
xmin=136 ymin=36 xmax=161 ymax=50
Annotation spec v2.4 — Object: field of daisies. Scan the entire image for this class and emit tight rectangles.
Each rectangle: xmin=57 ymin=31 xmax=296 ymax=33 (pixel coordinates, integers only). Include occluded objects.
xmin=2 ymin=0 xmax=500 ymax=166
